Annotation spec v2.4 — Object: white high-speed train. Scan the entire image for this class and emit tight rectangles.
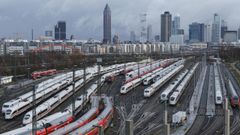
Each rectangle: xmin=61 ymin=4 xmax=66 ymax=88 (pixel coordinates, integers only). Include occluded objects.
xmin=4 ymin=79 xmax=71 ymax=119
xmin=22 ymin=74 xmax=93 ymax=124
xmin=143 ymin=68 xmax=163 ymax=85
xmin=160 ymin=70 xmax=188 ymax=101
xmin=125 ymin=60 xmax=161 ymax=81
xmin=2 ymin=73 xmax=72 ymax=114
xmin=144 ymin=65 xmax=184 ymax=97
xmin=152 ymin=59 xmax=185 ymax=83
xmin=214 ymin=63 xmax=223 ymax=105
xmin=121 ymin=59 xmax=184 ymax=94
xmin=169 ymin=63 xmax=199 ymax=105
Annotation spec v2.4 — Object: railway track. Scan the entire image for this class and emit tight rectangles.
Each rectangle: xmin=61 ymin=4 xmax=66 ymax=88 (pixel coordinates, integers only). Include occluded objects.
xmin=231 ymin=109 xmax=240 ymax=134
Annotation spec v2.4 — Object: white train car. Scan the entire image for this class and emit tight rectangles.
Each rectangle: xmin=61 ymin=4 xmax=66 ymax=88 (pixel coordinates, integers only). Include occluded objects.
xmin=143 ymin=68 xmax=163 ymax=85
xmin=4 ymin=80 xmax=69 ymax=119
xmin=144 ymin=65 xmax=184 ymax=97
xmin=152 ymin=59 xmax=185 ymax=83
xmin=152 ymin=66 xmax=174 ymax=83
xmin=2 ymin=72 xmax=73 ymax=114
xmin=125 ymin=60 xmax=162 ymax=81
xmin=4 ymin=71 xmax=95 ymax=120
xmin=22 ymin=73 xmax=94 ymax=124
xmin=121 ymin=59 xmax=184 ymax=94
xmin=2 ymin=99 xmax=22 ymax=113
xmin=160 ymin=70 xmax=189 ymax=101
xmin=169 ymin=63 xmax=199 ymax=105
xmin=120 ymin=78 xmax=142 ymax=94
xmin=22 ymin=86 xmax=73 ymax=124
xmin=214 ymin=63 xmax=223 ymax=105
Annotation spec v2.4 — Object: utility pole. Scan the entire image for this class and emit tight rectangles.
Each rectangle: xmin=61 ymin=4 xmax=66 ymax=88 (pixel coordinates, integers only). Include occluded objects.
xmin=14 ymin=52 xmax=17 ymax=81
xmin=93 ymin=125 xmax=104 ymax=135
xmin=71 ymin=65 xmax=77 ymax=117
xmin=164 ymin=101 xmax=170 ymax=135
xmin=32 ymin=85 xmax=37 ymax=135
xmin=225 ymin=97 xmax=230 ymax=135
xmin=83 ymin=58 xmax=86 ymax=106
xmin=138 ymin=62 xmax=140 ymax=77
xmin=97 ymin=58 xmax=102 ymax=95
xmin=125 ymin=119 xmax=134 ymax=135
xmin=27 ymin=67 xmax=30 ymax=80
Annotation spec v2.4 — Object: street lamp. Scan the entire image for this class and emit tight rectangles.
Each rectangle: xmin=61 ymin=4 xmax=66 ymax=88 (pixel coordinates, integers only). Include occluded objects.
xmin=32 ymin=84 xmax=37 ymax=135
xmin=82 ymin=57 xmax=87 ymax=109
xmin=27 ymin=67 xmax=30 ymax=80
xmin=72 ymin=65 xmax=77 ymax=117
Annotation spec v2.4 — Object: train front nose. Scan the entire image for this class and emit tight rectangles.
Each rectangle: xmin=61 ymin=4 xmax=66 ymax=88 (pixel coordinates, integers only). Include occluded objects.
xmin=23 ymin=114 xmax=32 ymax=125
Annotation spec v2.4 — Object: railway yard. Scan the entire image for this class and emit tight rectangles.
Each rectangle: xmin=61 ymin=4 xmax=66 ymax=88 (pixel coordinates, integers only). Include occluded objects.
xmin=0 ymin=55 xmax=240 ymax=135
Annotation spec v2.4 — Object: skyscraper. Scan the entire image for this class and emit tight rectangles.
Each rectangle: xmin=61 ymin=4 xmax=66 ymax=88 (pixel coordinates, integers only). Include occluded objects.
xmin=147 ymin=25 xmax=153 ymax=42
xmin=161 ymin=11 xmax=172 ymax=42
xmin=140 ymin=13 xmax=147 ymax=43
xmin=54 ymin=21 xmax=66 ymax=40
xmin=238 ymin=26 xmax=240 ymax=40
xmin=130 ymin=31 xmax=136 ymax=43
xmin=204 ymin=24 xmax=212 ymax=42
xmin=221 ymin=20 xmax=228 ymax=39
xmin=189 ymin=22 xmax=205 ymax=42
xmin=172 ymin=15 xmax=180 ymax=35
xmin=103 ymin=4 xmax=111 ymax=44
xmin=212 ymin=13 xmax=221 ymax=43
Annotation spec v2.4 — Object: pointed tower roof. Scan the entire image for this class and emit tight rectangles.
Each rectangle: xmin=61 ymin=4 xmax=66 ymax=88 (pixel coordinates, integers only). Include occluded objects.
xmin=104 ymin=4 xmax=111 ymax=12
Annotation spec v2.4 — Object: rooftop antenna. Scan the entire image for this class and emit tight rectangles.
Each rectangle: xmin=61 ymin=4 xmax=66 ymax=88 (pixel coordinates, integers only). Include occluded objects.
xmin=31 ymin=29 xmax=34 ymax=40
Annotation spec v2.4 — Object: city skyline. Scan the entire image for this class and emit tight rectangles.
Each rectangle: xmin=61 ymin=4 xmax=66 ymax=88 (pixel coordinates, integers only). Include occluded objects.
xmin=0 ymin=0 xmax=240 ymax=40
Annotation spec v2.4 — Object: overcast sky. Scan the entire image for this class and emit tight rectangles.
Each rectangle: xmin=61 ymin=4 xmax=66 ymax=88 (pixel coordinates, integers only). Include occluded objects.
xmin=0 ymin=0 xmax=240 ymax=40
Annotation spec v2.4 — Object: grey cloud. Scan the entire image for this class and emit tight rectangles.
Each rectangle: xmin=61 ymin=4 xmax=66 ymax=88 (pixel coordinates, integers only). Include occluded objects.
xmin=0 ymin=0 xmax=239 ymax=40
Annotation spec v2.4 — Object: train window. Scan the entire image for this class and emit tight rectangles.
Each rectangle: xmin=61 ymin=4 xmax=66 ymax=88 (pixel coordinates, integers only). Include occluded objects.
xmin=3 ymin=105 xmax=9 ymax=108
xmin=23 ymin=99 xmax=28 ymax=102
xmin=77 ymin=97 xmax=82 ymax=101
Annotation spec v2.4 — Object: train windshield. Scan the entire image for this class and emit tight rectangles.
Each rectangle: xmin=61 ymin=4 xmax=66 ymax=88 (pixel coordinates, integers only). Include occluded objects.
xmin=217 ymin=97 xmax=221 ymax=100
xmin=3 ymin=105 xmax=9 ymax=108
xmin=24 ymin=114 xmax=30 ymax=119
xmin=170 ymin=97 xmax=175 ymax=101
xmin=233 ymin=97 xmax=238 ymax=102
xmin=161 ymin=94 xmax=166 ymax=98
